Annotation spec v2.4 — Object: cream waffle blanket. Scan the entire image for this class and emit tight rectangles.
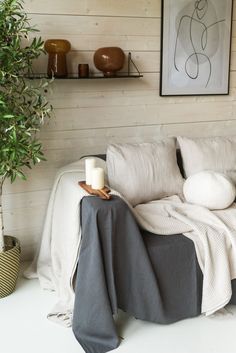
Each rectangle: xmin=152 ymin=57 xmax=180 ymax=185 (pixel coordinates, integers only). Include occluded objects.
xmin=133 ymin=196 xmax=236 ymax=315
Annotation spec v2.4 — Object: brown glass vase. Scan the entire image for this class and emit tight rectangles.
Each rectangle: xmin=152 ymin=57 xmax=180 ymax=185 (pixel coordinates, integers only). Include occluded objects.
xmin=93 ymin=47 xmax=125 ymax=77
xmin=44 ymin=39 xmax=71 ymax=78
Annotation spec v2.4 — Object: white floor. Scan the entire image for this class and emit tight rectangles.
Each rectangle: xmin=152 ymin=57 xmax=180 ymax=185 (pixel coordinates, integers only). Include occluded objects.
xmin=1 ymin=265 xmax=236 ymax=353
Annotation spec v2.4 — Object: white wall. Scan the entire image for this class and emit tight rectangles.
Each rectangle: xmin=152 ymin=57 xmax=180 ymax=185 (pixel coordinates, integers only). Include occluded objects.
xmin=3 ymin=0 xmax=236 ymax=259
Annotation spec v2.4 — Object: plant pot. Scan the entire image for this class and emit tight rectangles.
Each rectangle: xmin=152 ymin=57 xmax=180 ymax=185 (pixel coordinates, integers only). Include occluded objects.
xmin=93 ymin=47 xmax=125 ymax=77
xmin=0 ymin=236 xmax=21 ymax=298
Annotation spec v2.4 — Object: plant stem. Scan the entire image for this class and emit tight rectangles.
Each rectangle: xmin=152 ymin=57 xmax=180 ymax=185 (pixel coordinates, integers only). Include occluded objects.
xmin=0 ymin=178 xmax=5 ymax=252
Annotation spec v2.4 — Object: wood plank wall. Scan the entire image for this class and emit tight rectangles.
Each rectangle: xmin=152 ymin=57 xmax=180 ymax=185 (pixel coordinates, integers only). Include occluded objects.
xmin=3 ymin=0 xmax=236 ymax=259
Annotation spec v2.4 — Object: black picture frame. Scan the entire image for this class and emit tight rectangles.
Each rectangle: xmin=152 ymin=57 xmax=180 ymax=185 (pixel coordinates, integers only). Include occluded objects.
xmin=160 ymin=0 xmax=233 ymax=96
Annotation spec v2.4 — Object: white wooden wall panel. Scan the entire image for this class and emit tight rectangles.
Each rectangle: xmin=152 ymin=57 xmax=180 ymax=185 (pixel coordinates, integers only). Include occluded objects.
xmin=3 ymin=0 xmax=236 ymax=260
xmin=24 ymin=0 xmax=161 ymax=17
xmin=30 ymin=34 xmax=161 ymax=52
xmin=42 ymin=101 xmax=234 ymax=133
xmin=3 ymin=190 xmax=50 ymax=211
xmin=48 ymin=91 xmax=235 ymax=110
xmin=29 ymin=15 xmax=160 ymax=37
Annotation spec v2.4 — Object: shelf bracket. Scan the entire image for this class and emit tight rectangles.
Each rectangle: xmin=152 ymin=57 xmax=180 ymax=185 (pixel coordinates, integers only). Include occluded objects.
xmin=128 ymin=52 xmax=141 ymax=77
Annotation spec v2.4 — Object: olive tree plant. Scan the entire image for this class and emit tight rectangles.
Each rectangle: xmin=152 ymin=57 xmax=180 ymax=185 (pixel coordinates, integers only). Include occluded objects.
xmin=0 ymin=0 xmax=52 ymax=252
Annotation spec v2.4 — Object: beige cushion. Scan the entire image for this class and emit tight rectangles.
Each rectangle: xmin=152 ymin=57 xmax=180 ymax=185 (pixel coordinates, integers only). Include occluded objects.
xmin=178 ymin=136 xmax=236 ymax=183
xmin=107 ymin=139 xmax=184 ymax=206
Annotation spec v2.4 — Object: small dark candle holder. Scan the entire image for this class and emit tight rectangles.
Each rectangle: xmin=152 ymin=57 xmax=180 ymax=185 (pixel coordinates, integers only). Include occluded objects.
xmin=78 ymin=64 xmax=89 ymax=78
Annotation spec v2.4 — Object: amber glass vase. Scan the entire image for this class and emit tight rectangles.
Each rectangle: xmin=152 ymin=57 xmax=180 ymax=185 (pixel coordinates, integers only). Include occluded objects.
xmin=93 ymin=47 xmax=125 ymax=77
xmin=44 ymin=39 xmax=71 ymax=78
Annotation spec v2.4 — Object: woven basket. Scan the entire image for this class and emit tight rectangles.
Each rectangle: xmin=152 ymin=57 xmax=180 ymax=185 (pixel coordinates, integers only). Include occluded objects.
xmin=0 ymin=236 xmax=21 ymax=298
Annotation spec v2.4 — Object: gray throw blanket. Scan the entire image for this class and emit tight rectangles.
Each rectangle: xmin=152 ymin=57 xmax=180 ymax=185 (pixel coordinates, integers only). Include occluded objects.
xmin=72 ymin=196 xmax=204 ymax=353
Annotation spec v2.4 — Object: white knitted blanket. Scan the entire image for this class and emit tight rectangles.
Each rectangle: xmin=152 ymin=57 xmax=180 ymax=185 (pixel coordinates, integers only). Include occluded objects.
xmin=24 ymin=157 xmax=114 ymax=326
xmin=134 ymin=196 xmax=236 ymax=315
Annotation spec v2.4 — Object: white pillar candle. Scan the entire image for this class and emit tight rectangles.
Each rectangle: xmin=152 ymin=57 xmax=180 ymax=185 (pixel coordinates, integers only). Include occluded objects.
xmin=85 ymin=158 xmax=96 ymax=185
xmin=91 ymin=168 xmax=105 ymax=190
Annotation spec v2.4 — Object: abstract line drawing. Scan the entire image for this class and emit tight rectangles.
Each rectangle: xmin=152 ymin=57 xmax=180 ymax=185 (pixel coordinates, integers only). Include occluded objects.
xmin=160 ymin=0 xmax=232 ymax=96
xmin=174 ymin=0 xmax=225 ymax=88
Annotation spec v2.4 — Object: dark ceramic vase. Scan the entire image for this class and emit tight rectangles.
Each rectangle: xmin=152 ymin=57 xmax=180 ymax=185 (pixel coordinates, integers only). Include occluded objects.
xmin=44 ymin=39 xmax=71 ymax=78
xmin=93 ymin=47 xmax=125 ymax=77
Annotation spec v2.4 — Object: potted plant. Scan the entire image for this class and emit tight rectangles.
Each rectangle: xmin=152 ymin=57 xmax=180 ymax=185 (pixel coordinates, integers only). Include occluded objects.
xmin=0 ymin=0 xmax=52 ymax=298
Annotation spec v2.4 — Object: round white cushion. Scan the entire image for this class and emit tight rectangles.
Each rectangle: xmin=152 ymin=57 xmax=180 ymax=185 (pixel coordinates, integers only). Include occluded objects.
xmin=183 ymin=171 xmax=236 ymax=210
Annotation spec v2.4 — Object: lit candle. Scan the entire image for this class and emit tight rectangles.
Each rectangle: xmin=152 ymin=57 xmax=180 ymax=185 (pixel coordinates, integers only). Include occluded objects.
xmin=91 ymin=168 xmax=105 ymax=190
xmin=85 ymin=158 xmax=96 ymax=185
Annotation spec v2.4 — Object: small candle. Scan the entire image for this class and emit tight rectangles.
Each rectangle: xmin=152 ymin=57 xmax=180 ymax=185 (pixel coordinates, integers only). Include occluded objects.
xmin=85 ymin=158 xmax=96 ymax=185
xmin=91 ymin=168 xmax=105 ymax=190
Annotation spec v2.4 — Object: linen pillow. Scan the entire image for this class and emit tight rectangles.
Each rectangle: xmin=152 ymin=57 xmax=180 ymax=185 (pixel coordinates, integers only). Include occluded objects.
xmin=107 ymin=139 xmax=184 ymax=206
xmin=183 ymin=171 xmax=236 ymax=210
xmin=177 ymin=136 xmax=236 ymax=183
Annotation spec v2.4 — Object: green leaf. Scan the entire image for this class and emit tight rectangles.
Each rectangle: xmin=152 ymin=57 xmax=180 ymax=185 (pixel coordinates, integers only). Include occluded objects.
xmin=2 ymin=114 xmax=14 ymax=119
xmin=15 ymin=170 xmax=27 ymax=180
xmin=10 ymin=172 xmax=17 ymax=183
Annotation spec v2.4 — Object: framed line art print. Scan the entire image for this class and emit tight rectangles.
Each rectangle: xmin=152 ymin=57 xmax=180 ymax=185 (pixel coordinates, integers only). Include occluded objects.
xmin=160 ymin=0 xmax=233 ymax=96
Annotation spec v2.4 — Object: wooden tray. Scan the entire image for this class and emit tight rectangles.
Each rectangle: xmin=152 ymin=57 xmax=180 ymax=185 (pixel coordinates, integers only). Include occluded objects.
xmin=79 ymin=181 xmax=111 ymax=200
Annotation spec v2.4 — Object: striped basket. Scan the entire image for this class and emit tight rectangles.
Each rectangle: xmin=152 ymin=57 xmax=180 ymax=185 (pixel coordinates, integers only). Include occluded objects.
xmin=0 ymin=236 xmax=21 ymax=299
